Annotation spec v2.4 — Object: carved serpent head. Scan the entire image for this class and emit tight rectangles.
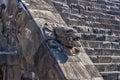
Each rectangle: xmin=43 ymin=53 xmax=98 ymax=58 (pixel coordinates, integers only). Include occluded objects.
xmin=54 ymin=27 xmax=81 ymax=48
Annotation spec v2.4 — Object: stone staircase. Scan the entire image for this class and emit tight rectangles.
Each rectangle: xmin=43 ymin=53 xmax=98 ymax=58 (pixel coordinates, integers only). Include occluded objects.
xmin=0 ymin=0 xmax=103 ymax=80
xmin=52 ymin=0 xmax=120 ymax=80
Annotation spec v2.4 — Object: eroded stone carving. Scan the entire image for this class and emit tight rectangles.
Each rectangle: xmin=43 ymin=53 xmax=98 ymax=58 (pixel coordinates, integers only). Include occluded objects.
xmin=54 ymin=26 xmax=81 ymax=55
xmin=54 ymin=27 xmax=81 ymax=47
xmin=43 ymin=24 xmax=81 ymax=56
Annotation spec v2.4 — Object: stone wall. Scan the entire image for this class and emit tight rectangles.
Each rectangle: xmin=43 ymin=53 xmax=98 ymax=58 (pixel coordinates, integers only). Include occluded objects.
xmin=4 ymin=0 xmax=103 ymax=80
xmin=0 ymin=0 xmax=105 ymax=80
xmin=52 ymin=0 xmax=120 ymax=80
xmin=20 ymin=0 xmax=103 ymax=79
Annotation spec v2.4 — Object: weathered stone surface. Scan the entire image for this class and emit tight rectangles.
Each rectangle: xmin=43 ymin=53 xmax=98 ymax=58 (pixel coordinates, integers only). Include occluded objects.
xmin=3 ymin=0 xmax=119 ymax=80
xmin=52 ymin=0 xmax=120 ymax=79
xmin=20 ymin=0 xmax=103 ymax=80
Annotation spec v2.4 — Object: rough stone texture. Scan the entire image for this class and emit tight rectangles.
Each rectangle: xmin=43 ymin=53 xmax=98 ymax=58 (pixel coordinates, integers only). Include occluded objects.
xmin=0 ymin=0 xmax=103 ymax=80
xmin=20 ymin=0 xmax=103 ymax=80
xmin=51 ymin=0 xmax=120 ymax=80
xmin=0 ymin=0 xmax=115 ymax=80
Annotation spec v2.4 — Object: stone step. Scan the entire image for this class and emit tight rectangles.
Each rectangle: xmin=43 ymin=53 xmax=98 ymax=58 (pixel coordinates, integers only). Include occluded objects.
xmin=94 ymin=63 xmax=120 ymax=72
xmin=79 ymin=13 xmax=117 ymax=23
xmin=96 ymin=1 xmax=120 ymax=7
xmin=79 ymin=16 xmax=120 ymax=26
xmin=89 ymin=22 xmax=120 ymax=30
xmin=78 ymin=2 xmax=120 ymax=16
xmin=92 ymin=8 xmax=120 ymax=16
xmin=79 ymin=9 xmax=116 ymax=20
xmin=81 ymin=40 xmax=119 ymax=43
xmin=81 ymin=40 xmax=120 ymax=49
xmin=85 ymin=48 xmax=120 ymax=56
xmin=74 ymin=26 xmax=120 ymax=36
xmin=100 ymin=71 xmax=120 ymax=74
xmin=79 ymin=19 xmax=120 ymax=29
xmin=77 ymin=19 xmax=120 ymax=31
xmin=81 ymin=33 xmax=120 ymax=42
xmin=89 ymin=55 xmax=120 ymax=63
xmin=85 ymin=47 xmax=120 ymax=51
xmin=78 ymin=0 xmax=120 ymax=7
xmin=84 ymin=46 xmax=120 ymax=51
xmin=100 ymin=71 xmax=120 ymax=80
xmin=94 ymin=63 xmax=120 ymax=65
xmin=65 ymin=1 xmax=119 ymax=19
xmin=53 ymin=0 xmax=118 ymax=15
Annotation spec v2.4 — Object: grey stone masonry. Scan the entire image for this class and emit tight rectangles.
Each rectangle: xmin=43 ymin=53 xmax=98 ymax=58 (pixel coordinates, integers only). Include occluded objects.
xmin=52 ymin=0 xmax=120 ymax=80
